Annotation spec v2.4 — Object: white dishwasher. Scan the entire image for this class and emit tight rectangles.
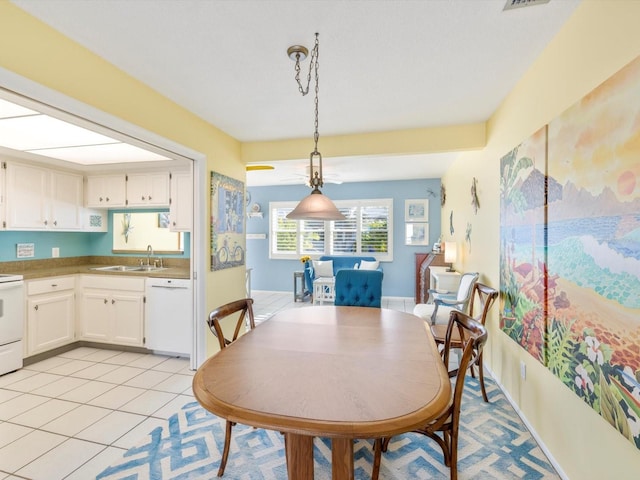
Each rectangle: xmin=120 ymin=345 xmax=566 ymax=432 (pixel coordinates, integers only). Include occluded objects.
xmin=145 ymin=278 xmax=192 ymax=357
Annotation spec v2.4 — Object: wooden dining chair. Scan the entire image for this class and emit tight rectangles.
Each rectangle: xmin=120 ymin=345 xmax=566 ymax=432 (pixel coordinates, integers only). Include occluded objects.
xmin=372 ymin=310 xmax=488 ymax=480
xmin=206 ymin=298 xmax=256 ymax=476
xmin=430 ymin=282 xmax=498 ymax=402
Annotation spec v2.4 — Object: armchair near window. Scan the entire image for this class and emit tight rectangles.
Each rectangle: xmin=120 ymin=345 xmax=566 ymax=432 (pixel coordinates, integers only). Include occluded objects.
xmin=334 ymin=269 xmax=383 ymax=308
xmin=413 ymin=272 xmax=479 ymax=324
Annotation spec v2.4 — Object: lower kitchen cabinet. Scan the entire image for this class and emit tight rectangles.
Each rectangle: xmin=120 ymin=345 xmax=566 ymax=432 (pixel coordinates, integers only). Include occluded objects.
xmin=79 ymin=275 xmax=145 ymax=347
xmin=26 ymin=276 xmax=76 ymax=356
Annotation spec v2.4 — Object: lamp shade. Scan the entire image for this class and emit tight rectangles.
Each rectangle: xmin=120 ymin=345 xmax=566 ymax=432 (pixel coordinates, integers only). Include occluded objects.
xmin=286 ymin=189 xmax=346 ymax=220
xmin=444 ymin=242 xmax=457 ymax=264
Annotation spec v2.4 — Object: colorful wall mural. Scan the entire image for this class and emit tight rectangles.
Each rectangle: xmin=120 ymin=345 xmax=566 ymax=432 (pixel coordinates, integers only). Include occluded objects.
xmin=500 ymin=56 xmax=640 ymax=449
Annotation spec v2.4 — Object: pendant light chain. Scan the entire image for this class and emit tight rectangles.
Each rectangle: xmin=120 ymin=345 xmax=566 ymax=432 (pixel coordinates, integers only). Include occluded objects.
xmin=285 ymin=33 xmax=345 ymax=221
xmin=313 ymin=35 xmax=320 ymax=155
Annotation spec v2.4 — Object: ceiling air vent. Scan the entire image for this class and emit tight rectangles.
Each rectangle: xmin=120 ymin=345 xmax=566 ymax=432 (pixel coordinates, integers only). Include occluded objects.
xmin=503 ymin=0 xmax=551 ymax=11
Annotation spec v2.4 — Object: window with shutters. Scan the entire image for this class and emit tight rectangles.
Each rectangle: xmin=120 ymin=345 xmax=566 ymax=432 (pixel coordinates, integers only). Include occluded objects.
xmin=269 ymin=199 xmax=393 ymax=261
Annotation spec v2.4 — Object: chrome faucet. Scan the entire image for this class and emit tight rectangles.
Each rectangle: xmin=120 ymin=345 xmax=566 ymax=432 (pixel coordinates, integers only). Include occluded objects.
xmin=146 ymin=245 xmax=153 ymax=266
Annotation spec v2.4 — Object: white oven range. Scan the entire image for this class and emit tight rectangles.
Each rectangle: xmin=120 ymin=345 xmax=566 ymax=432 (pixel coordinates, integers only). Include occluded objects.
xmin=0 ymin=273 xmax=24 ymax=376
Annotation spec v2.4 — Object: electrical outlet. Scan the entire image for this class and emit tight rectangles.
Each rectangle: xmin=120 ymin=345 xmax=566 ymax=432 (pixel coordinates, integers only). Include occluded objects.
xmin=52 ymin=247 xmax=60 ymax=258
xmin=520 ymin=360 xmax=526 ymax=380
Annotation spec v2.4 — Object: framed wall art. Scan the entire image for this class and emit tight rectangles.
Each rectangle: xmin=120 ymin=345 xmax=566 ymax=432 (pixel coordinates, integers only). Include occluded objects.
xmin=405 ymin=199 xmax=429 ymax=222
xmin=210 ymin=171 xmax=245 ymax=271
xmin=405 ymin=222 xmax=429 ymax=246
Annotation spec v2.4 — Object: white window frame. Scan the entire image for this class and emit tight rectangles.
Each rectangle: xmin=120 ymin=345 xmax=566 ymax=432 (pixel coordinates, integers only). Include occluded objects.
xmin=269 ymin=199 xmax=393 ymax=261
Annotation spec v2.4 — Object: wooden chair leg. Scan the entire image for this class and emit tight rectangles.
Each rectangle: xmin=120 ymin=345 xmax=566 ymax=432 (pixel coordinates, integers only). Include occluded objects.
xmin=450 ymin=429 xmax=459 ymax=480
xmin=478 ymin=355 xmax=489 ymax=402
xmin=217 ymin=420 xmax=233 ymax=477
xmin=381 ymin=437 xmax=390 ymax=452
xmin=371 ymin=438 xmax=382 ymax=480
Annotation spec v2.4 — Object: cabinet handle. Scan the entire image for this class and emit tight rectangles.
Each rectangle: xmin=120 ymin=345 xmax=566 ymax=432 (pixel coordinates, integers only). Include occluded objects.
xmin=104 ymin=298 xmax=108 ymax=304
xmin=51 ymin=284 xmax=58 ymax=287
xmin=141 ymin=195 xmax=145 ymax=200
xmin=34 ymin=305 xmax=38 ymax=311
xmin=106 ymin=197 xmax=110 ymax=202
xmin=44 ymin=220 xmax=48 ymax=226
xmin=112 ymin=299 xmax=115 ymax=304
xmin=148 ymin=196 xmax=152 ymax=200
xmin=99 ymin=196 xmax=103 ymax=202
xmin=53 ymin=220 xmax=57 ymax=226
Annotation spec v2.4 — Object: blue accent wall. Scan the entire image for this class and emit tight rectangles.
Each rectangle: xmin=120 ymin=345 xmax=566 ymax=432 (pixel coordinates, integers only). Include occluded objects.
xmin=0 ymin=209 xmax=190 ymax=262
xmin=0 ymin=230 xmax=96 ymax=261
xmin=246 ymin=179 xmax=441 ymax=297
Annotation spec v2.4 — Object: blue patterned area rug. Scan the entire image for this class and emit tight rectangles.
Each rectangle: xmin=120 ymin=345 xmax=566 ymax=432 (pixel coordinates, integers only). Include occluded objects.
xmin=97 ymin=376 xmax=559 ymax=479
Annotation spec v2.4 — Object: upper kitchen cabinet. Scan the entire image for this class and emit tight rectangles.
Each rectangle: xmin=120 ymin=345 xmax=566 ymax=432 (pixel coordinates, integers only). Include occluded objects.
xmin=169 ymin=171 xmax=192 ymax=231
xmin=85 ymin=174 xmax=127 ymax=208
xmin=126 ymin=172 xmax=170 ymax=207
xmin=5 ymin=162 xmax=83 ymax=231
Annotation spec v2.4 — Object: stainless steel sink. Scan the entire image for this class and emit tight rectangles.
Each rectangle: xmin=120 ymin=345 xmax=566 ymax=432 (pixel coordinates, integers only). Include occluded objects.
xmin=129 ymin=266 xmax=167 ymax=272
xmin=91 ymin=265 xmax=167 ymax=273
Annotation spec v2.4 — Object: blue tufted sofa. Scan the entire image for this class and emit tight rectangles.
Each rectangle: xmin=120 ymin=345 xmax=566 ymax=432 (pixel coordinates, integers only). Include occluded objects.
xmin=303 ymin=255 xmax=382 ymax=294
xmin=334 ymin=269 xmax=383 ymax=308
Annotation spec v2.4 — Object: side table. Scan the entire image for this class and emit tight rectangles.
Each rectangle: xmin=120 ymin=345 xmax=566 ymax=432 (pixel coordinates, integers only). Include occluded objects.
xmin=313 ymin=277 xmax=335 ymax=305
xmin=431 ymin=267 xmax=461 ymax=295
xmin=293 ymin=271 xmax=309 ymax=302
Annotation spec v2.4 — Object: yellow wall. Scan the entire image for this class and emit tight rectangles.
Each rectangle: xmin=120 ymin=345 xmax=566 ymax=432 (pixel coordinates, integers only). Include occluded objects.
xmin=444 ymin=1 xmax=640 ymax=478
xmin=0 ymin=2 xmax=246 ymax=354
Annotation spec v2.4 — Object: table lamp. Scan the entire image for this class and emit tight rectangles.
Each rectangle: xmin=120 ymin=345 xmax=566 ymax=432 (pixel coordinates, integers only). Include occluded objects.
xmin=444 ymin=242 xmax=457 ymax=272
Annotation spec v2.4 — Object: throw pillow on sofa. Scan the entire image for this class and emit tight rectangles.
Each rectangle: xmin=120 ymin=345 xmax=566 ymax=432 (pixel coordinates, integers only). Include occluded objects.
xmin=359 ymin=259 xmax=380 ymax=270
xmin=313 ymin=260 xmax=334 ymax=278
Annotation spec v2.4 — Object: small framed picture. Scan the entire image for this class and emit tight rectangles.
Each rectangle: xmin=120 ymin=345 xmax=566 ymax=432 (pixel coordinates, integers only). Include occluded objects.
xmin=405 ymin=222 xmax=429 ymax=246
xmin=405 ymin=199 xmax=429 ymax=222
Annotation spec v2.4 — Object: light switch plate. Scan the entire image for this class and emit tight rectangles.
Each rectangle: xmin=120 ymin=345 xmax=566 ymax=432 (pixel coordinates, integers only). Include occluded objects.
xmin=52 ymin=247 xmax=60 ymax=258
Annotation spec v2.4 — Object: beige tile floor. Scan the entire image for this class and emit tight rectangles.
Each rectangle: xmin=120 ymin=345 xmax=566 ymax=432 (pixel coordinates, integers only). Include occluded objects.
xmin=0 ymin=291 xmax=415 ymax=480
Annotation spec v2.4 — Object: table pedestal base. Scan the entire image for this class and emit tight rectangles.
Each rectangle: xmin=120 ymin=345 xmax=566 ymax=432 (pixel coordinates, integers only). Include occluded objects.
xmin=284 ymin=433 xmax=355 ymax=480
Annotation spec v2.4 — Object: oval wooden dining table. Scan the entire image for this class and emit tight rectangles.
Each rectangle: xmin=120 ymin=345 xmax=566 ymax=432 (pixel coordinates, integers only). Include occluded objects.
xmin=192 ymin=305 xmax=451 ymax=479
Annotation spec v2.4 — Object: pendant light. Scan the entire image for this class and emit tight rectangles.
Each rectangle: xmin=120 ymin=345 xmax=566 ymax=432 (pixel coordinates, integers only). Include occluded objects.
xmin=286 ymin=33 xmax=345 ymax=221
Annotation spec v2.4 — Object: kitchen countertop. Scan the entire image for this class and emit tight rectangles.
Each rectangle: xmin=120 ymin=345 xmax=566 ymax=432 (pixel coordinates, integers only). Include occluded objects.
xmin=0 ymin=256 xmax=190 ymax=281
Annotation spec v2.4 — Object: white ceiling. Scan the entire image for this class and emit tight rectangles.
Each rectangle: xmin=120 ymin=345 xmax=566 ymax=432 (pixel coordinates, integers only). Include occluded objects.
xmin=10 ymin=0 xmax=581 ymax=185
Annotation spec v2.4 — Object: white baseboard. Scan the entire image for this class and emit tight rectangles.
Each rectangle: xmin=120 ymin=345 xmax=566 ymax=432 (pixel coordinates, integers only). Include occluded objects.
xmin=485 ymin=365 xmax=568 ymax=480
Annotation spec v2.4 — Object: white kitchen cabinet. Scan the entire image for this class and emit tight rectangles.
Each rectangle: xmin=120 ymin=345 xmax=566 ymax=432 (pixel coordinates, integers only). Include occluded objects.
xmin=5 ymin=163 xmax=82 ymax=230
xmin=169 ymin=171 xmax=192 ymax=231
xmin=79 ymin=275 xmax=145 ymax=347
xmin=127 ymin=172 xmax=170 ymax=207
xmin=85 ymin=174 xmax=127 ymax=208
xmin=25 ymin=276 xmax=75 ymax=356
xmin=50 ymin=170 xmax=83 ymax=229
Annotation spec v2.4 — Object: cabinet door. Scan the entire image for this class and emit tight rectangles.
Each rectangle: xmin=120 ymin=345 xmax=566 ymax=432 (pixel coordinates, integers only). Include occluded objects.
xmin=86 ymin=175 xmax=126 ymax=208
xmin=50 ymin=171 xmax=83 ymax=230
xmin=111 ymin=292 xmax=144 ymax=346
xmin=127 ymin=173 xmax=169 ymax=207
xmin=147 ymin=173 xmax=170 ymax=206
xmin=125 ymin=174 xmax=148 ymax=206
xmin=80 ymin=290 xmax=111 ymax=342
xmin=6 ymin=163 xmax=48 ymax=229
xmin=27 ymin=292 xmax=75 ymax=355
xmin=169 ymin=172 xmax=192 ymax=231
